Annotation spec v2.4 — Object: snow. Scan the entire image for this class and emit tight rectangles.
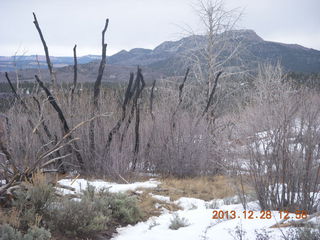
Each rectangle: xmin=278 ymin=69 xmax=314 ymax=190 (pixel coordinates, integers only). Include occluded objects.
xmin=57 ymin=178 xmax=160 ymax=195
xmin=149 ymin=193 xmax=171 ymax=203
xmin=112 ymin=196 xmax=293 ymax=240
xmin=54 ymin=177 xmax=316 ymax=240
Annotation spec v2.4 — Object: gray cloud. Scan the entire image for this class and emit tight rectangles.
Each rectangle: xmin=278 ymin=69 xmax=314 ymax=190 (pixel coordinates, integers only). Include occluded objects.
xmin=0 ymin=0 xmax=319 ymax=56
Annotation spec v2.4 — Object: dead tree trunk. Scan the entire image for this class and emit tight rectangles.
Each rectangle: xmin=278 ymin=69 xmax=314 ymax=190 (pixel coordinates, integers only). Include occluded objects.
xmin=89 ymin=19 xmax=109 ymax=153
xmin=33 ymin=12 xmax=55 ymax=86
xmin=105 ymin=73 xmax=134 ymax=157
xmin=202 ymin=71 xmax=222 ymax=117
xmin=70 ymin=44 xmax=78 ymax=103
xmin=143 ymin=79 xmax=157 ymax=171
xmin=35 ymin=75 xmax=84 ymax=170
xmin=171 ymin=68 xmax=190 ymax=130
xmin=132 ymin=68 xmax=145 ymax=170
xmin=119 ymin=68 xmax=145 ymax=152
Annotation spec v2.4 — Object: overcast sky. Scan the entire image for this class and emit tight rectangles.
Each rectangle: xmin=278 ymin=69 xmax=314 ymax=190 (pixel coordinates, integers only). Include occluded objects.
xmin=0 ymin=0 xmax=319 ymax=56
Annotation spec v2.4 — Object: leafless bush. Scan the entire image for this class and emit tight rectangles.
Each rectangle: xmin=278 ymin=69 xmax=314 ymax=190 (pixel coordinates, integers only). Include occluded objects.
xmin=235 ymin=63 xmax=320 ymax=213
xmin=143 ymin=77 xmax=229 ymax=177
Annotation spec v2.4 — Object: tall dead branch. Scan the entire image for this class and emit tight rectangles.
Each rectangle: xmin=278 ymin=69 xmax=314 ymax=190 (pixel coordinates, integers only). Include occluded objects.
xmin=33 ymin=12 xmax=55 ymax=85
xmin=149 ymin=79 xmax=157 ymax=121
xmin=202 ymin=71 xmax=223 ymax=117
xmin=143 ymin=79 xmax=157 ymax=169
xmin=89 ymin=18 xmax=109 ymax=153
xmin=171 ymin=68 xmax=190 ymax=130
xmin=35 ymin=75 xmax=84 ymax=170
xmin=178 ymin=68 xmax=190 ymax=104
xmin=32 ymin=96 xmax=64 ymax=172
xmin=119 ymin=68 xmax=145 ymax=152
xmin=5 ymin=72 xmax=28 ymax=110
xmin=71 ymin=44 xmax=78 ymax=102
xmin=105 ymin=73 xmax=135 ymax=157
xmin=132 ymin=68 xmax=145 ymax=170
xmin=93 ymin=19 xmax=109 ymax=109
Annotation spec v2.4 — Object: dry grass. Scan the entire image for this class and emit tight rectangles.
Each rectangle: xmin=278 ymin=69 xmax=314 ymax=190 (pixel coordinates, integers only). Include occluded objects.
xmin=0 ymin=208 xmax=20 ymax=228
xmin=155 ymin=175 xmax=243 ymax=201
xmin=131 ymin=190 xmax=180 ymax=221
xmin=128 ymin=175 xmax=250 ymax=221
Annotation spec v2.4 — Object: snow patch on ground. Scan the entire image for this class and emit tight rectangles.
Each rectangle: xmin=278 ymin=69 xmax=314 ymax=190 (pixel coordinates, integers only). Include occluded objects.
xmin=149 ymin=193 xmax=171 ymax=203
xmin=112 ymin=197 xmax=291 ymax=240
xmin=54 ymin=178 xmax=315 ymax=240
xmin=57 ymin=178 xmax=160 ymax=195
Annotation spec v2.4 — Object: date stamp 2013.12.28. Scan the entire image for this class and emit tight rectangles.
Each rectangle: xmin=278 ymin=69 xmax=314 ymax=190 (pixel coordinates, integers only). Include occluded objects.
xmin=212 ymin=210 xmax=308 ymax=220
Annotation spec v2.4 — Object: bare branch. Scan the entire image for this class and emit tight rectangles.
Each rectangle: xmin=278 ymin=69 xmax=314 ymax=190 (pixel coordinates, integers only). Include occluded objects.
xmin=33 ymin=12 xmax=55 ymax=85
xmin=90 ymin=18 xmax=109 ymax=153
xmin=202 ymin=71 xmax=222 ymax=116
xmin=35 ymin=75 xmax=84 ymax=169
xmin=71 ymin=44 xmax=78 ymax=101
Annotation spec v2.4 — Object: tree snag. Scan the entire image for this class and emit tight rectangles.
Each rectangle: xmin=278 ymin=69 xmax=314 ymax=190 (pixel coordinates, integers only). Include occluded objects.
xmin=35 ymin=75 xmax=84 ymax=170
xmin=33 ymin=12 xmax=55 ymax=85
xmin=89 ymin=18 xmax=109 ymax=153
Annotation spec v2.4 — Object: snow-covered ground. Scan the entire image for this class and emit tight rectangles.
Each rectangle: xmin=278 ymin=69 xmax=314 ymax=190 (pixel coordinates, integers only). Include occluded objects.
xmin=57 ymin=178 xmax=160 ymax=194
xmin=57 ymin=178 xmax=319 ymax=240
xmin=112 ymin=197 xmax=295 ymax=240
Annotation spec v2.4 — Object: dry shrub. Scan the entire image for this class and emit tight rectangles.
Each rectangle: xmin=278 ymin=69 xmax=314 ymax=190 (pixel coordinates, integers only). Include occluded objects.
xmin=235 ymin=63 xmax=320 ymax=213
xmin=169 ymin=213 xmax=189 ymax=230
xmin=48 ymin=185 xmax=142 ymax=237
xmin=2 ymin=74 xmax=231 ymax=179
xmin=0 ymin=224 xmax=51 ymax=240
xmin=0 ymin=208 xmax=20 ymax=228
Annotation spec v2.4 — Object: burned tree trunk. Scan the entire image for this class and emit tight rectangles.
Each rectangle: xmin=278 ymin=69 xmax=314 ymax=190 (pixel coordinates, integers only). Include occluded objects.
xmin=105 ymin=73 xmax=134 ymax=156
xmin=70 ymin=44 xmax=78 ymax=103
xmin=202 ymin=71 xmax=222 ymax=117
xmin=171 ymin=68 xmax=190 ymax=130
xmin=33 ymin=12 xmax=56 ymax=85
xmin=35 ymin=75 xmax=84 ymax=170
xmin=119 ymin=68 xmax=145 ymax=152
xmin=89 ymin=19 xmax=109 ymax=153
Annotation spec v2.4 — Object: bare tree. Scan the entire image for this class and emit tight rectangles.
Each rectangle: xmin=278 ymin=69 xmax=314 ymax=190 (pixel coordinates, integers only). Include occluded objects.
xmin=185 ymin=0 xmax=243 ymax=116
xmin=89 ymin=19 xmax=109 ymax=153
xmin=235 ymin=63 xmax=320 ymax=213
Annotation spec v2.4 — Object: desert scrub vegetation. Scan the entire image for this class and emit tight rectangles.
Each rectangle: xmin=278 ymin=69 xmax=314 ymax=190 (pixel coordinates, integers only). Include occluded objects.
xmin=169 ymin=213 xmax=189 ymax=230
xmin=48 ymin=185 xmax=141 ymax=237
xmin=0 ymin=177 xmax=142 ymax=239
xmin=0 ymin=224 xmax=51 ymax=240
xmin=286 ymin=225 xmax=320 ymax=240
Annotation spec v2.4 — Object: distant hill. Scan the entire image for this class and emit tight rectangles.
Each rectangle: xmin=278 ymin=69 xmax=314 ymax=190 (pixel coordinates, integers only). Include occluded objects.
xmin=0 ymin=55 xmax=101 ymax=72
xmin=108 ymin=30 xmax=320 ymax=74
xmin=1 ymin=30 xmax=319 ymax=83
